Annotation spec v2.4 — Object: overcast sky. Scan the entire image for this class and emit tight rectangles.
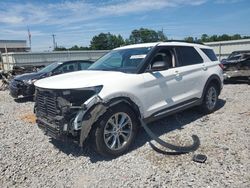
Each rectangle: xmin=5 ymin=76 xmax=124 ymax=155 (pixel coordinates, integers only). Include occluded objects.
xmin=0 ymin=0 xmax=250 ymax=52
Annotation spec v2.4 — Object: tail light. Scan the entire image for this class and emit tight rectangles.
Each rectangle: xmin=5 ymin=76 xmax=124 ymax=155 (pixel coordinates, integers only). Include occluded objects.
xmin=219 ymin=63 xmax=224 ymax=70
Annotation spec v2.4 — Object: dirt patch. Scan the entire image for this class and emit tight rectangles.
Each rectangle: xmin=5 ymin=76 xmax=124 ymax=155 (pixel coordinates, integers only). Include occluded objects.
xmin=20 ymin=113 xmax=36 ymax=124
xmin=239 ymin=111 xmax=250 ymax=116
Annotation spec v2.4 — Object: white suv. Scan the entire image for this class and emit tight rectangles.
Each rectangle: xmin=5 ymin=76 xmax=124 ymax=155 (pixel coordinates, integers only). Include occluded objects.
xmin=34 ymin=42 xmax=223 ymax=156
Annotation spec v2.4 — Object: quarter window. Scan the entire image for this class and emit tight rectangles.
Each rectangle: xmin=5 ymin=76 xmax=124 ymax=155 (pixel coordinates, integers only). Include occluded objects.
xmin=176 ymin=46 xmax=203 ymax=66
xmin=201 ymin=48 xmax=218 ymax=61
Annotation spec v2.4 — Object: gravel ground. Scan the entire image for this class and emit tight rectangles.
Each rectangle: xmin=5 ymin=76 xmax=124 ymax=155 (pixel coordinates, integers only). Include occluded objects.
xmin=0 ymin=83 xmax=249 ymax=188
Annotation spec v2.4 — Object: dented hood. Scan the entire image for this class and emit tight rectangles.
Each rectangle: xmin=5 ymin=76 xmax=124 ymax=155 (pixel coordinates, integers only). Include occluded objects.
xmin=34 ymin=70 xmax=126 ymax=89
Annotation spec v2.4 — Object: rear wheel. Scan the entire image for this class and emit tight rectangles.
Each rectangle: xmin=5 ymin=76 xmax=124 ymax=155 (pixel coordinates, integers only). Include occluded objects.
xmin=92 ymin=104 xmax=138 ymax=157
xmin=200 ymin=84 xmax=219 ymax=114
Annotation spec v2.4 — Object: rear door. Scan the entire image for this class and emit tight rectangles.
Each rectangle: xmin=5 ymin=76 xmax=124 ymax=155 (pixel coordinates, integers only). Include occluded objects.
xmin=174 ymin=46 xmax=205 ymax=100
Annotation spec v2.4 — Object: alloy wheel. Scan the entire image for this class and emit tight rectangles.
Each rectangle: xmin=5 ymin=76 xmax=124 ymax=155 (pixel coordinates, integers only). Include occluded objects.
xmin=103 ymin=112 xmax=133 ymax=150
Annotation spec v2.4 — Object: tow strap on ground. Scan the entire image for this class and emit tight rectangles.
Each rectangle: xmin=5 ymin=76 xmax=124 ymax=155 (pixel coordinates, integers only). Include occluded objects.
xmin=140 ymin=119 xmax=200 ymax=155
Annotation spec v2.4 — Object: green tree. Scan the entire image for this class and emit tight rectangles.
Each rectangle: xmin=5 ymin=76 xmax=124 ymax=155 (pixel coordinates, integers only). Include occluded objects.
xmin=232 ymin=34 xmax=241 ymax=40
xmin=128 ymin=28 xmax=167 ymax=44
xmin=184 ymin=36 xmax=194 ymax=42
xmin=201 ymin=34 xmax=209 ymax=42
xmin=54 ymin=46 xmax=67 ymax=51
xmin=218 ymin=34 xmax=230 ymax=41
xmin=68 ymin=45 xmax=91 ymax=50
xmin=210 ymin=35 xmax=218 ymax=42
xmin=198 ymin=34 xmax=250 ymax=42
xmin=90 ymin=33 xmax=125 ymax=50
xmin=242 ymin=35 xmax=250 ymax=39
xmin=79 ymin=46 xmax=91 ymax=50
xmin=69 ymin=45 xmax=80 ymax=50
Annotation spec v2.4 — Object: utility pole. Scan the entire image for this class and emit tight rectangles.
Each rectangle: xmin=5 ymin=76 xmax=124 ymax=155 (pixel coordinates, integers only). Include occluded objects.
xmin=161 ymin=27 xmax=165 ymax=41
xmin=27 ymin=26 xmax=32 ymax=52
xmin=52 ymin=34 xmax=56 ymax=50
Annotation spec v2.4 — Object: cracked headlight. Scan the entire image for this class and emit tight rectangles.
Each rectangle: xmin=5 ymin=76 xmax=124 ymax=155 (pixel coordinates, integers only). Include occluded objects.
xmin=62 ymin=85 xmax=103 ymax=95
xmin=61 ymin=85 xmax=103 ymax=106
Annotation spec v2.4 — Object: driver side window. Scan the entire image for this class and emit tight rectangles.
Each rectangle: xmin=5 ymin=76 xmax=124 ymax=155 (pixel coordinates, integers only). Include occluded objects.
xmin=147 ymin=48 xmax=175 ymax=71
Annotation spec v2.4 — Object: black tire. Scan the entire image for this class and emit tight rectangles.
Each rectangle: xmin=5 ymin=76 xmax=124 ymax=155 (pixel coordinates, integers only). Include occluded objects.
xmin=200 ymin=83 xmax=219 ymax=114
xmin=92 ymin=104 xmax=138 ymax=157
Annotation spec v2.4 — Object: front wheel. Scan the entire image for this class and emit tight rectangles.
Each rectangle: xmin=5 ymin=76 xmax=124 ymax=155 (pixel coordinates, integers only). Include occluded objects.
xmin=200 ymin=84 xmax=219 ymax=114
xmin=92 ymin=104 xmax=138 ymax=157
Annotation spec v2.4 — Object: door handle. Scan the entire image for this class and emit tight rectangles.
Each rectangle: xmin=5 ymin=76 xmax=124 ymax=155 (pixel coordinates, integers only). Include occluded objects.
xmin=175 ymin=71 xmax=180 ymax=77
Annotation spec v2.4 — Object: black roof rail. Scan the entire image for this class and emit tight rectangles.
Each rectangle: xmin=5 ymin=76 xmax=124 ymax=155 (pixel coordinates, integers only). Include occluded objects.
xmin=164 ymin=40 xmax=205 ymax=45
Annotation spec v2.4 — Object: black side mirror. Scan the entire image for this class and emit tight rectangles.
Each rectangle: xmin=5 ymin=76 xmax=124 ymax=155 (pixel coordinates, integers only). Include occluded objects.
xmin=151 ymin=61 xmax=169 ymax=71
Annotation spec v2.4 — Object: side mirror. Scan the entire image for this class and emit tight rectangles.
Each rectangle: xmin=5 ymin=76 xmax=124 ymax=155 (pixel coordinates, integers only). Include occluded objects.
xmin=151 ymin=61 xmax=169 ymax=71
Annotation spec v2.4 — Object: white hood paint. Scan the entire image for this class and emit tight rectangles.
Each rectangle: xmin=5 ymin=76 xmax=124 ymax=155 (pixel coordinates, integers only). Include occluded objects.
xmin=35 ymin=70 xmax=127 ymax=89
xmin=35 ymin=70 xmax=146 ymax=116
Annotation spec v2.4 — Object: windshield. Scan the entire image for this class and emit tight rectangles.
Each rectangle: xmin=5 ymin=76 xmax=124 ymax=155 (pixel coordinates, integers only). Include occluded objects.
xmin=88 ymin=47 xmax=152 ymax=73
xmin=38 ymin=62 xmax=61 ymax=73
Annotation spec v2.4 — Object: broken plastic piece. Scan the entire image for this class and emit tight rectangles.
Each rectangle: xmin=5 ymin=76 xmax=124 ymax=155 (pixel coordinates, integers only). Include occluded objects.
xmin=140 ymin=119 xmax=200 ymax=154
xmin=193 ymin=154 xmax=207 ymax=163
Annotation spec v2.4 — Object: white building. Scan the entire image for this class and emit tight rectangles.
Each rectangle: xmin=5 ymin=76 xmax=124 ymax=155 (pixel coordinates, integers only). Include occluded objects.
xmin=1 ymin=50 xmax=108 ymax=71
xmin=205 ymin=39 xmax=250 ymax=60
xmin=0 ymin=40 xmax=30 ymax=53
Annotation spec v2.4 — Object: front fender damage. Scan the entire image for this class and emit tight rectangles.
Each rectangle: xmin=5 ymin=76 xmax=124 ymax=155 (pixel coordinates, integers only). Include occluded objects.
xmin=77 ymin=95 xmax=141 ymax=147
xmin=79 ymin=102 xmax=107 ymax=147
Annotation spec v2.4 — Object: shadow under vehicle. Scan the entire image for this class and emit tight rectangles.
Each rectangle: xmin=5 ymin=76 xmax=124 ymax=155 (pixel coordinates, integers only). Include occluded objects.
xmin=9 ymin=60 xmax=93 ymax=98
xmin=50 ymin=99 xmax=226 ymax=162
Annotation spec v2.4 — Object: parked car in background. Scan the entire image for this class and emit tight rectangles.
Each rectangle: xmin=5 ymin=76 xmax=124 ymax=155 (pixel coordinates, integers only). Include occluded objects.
xmin=222 ymin=50 xmax=250 ymax=81
xmin=9 ymin=60 xmax=93 ymax=98
xmin=34 ymin=42 xmax=223 ymax=157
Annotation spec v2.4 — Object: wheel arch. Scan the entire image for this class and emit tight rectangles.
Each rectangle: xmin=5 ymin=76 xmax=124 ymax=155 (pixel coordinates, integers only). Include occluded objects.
xmin=105 ymin=97 xmax=142 ymax=121
xmin=79 ymin=96 xmax=142 ymax=146
xmin=202 ymin=74 xmax=222 ymax=99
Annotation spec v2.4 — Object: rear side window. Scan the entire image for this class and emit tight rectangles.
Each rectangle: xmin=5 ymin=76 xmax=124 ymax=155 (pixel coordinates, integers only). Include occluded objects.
xmin=176 ymin=46 xmax=203 ymax=66
xmin=201 ymin=48 xmax=218 ymax=61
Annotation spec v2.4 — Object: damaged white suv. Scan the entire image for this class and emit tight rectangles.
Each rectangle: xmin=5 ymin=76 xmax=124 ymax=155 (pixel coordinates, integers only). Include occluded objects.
xmin=34 ymin=42 xmax=223 ymax=156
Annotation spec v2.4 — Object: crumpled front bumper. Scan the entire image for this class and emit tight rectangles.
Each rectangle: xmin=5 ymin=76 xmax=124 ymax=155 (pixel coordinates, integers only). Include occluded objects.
xmin=35 ymin=95 xmax=106 ymax=145
xmin=36 ymin=115 xmax=66 ymax=139
xmin=9 ymin=80 xmax=35 ymax=98
xmin=9 ymin=84 xmax=20 ymax=98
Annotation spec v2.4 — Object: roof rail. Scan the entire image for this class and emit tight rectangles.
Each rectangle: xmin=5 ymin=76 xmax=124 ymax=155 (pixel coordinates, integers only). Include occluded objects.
xmin=165 ymin=40 xmax=205 ymax=45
